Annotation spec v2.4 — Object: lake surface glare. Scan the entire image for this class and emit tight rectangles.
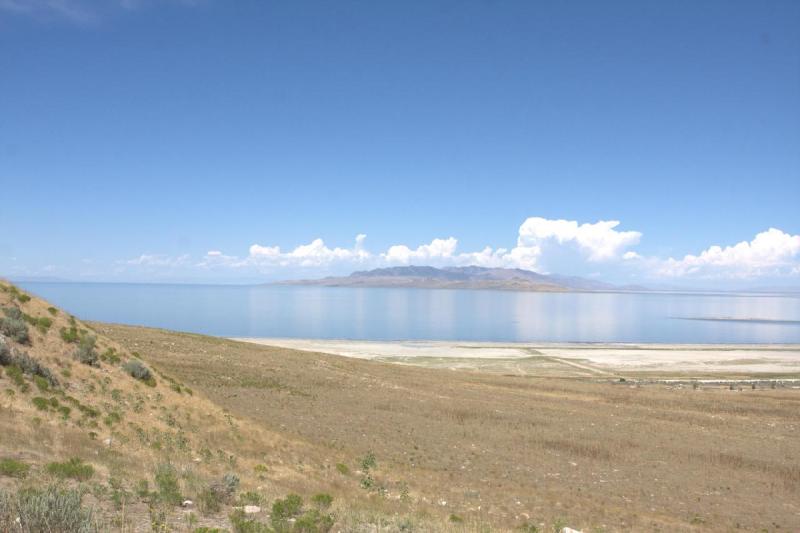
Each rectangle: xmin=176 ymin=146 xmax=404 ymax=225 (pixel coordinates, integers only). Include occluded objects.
xmin=18 ymin=282 xmax=800 ymax=344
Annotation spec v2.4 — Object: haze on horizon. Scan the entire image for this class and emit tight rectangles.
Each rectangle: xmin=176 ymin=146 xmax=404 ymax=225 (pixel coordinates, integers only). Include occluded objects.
xmin=1 ymin=0 xmax=798 ymax=289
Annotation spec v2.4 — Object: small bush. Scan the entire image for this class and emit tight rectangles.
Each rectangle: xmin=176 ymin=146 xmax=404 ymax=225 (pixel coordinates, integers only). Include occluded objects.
xmin=46 ymin=458 xmax=94 ymax=481
xmin=5 ymin=365 xmax=25 ymax=388
xmin=124 ymin=360 xmax=156 ymax=386
xmin=335 ymin=463 xmax=349 ymax=475
xmin=310 ymin=493 xmax=333 ymax=510
xmin=100 ymin=347 xmax=121 ymax=364
xmin=75 ymin=336 xmax=99 ymax=366
xmin=32 ymin=397 xmax=50 ymax=411
xmin=198 ymin=486 xmax=223 ymax=515
xmin=229 ymin=509 xmax=271 ymax=533
xmin=22 ymin=313 xmax=52 ymax=333
xmin=0 ymin=311 xmax=30 ymax=344
xmin=222 ymin=473 xmax=240 ymax=496
xmin=7 ymin=485 xmax=97 ymax=532
xmin=34 ymin=375 xmax=49 ymax=391
xmin=0 ymin=458 xmax=30 ymax=478
xmin=47 ymin=306 xmax=58 ymax=316
xmin=238 ymin=491 xmax=264 ymax=506
xmin=154 ymin=463 xmax=182 ymax=506
xmin=271 ymin=493 xmax=303 ymax=530
xmin=17 ymin=294 xmax=31 ymax=303
xmin=294 ymin=508 xmax=334 ymax=533
xmin=60 ymin=326 xmax=80 ymax=343
xmin=360 ymin=451 xmax=376 ymax=471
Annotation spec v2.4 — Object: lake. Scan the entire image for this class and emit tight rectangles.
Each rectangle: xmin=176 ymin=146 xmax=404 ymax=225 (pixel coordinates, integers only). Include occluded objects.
xmin=17 ymin=282 xmax=800 ymax=344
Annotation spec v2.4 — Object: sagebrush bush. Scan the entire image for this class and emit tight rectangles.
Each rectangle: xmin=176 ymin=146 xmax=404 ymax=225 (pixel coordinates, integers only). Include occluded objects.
xmin=75 ymin=336 xmax=99 ymax=366
xmin=46 ymin=458 xmax=94 ymax=481
xmin=1 ymin=307 xmax=30 ymax=344
xmin=124 ymin=359 xmax=156 ymax=386
xmin=0 ymin=340 xmax=58 ymax=388
xmin=12 ymin=485 xmax=97 ymax=533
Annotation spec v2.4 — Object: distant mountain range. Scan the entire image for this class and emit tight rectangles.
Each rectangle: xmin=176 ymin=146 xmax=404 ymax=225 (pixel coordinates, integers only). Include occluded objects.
xmin=278 ymin=265 xmax=647 ymax=292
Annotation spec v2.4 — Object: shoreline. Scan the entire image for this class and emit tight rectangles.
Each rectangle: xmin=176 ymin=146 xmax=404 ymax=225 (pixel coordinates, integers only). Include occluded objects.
xmin=233 ymin=337 xmax=800 ymax=376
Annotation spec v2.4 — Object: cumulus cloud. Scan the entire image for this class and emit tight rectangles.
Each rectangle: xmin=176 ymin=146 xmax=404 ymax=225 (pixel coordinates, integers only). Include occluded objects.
xmin=657 ymin=228 xmax=800 ymax=278
xmin=517 ymin=217 xmax=642 ymax=261
xmin=118 ymin=218 xmax=800 ymax=282
xmin=123 ymin=254 xmax=190 ymax=267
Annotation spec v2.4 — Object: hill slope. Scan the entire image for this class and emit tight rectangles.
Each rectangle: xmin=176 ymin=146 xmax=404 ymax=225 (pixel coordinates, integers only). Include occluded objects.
xmin=0 ymin=281 xmax=450 ymax=532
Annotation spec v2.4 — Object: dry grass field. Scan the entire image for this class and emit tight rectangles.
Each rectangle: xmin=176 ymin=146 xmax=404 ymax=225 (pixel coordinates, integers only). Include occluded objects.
xmin=96 ymin=323 xmax=800 ymax=532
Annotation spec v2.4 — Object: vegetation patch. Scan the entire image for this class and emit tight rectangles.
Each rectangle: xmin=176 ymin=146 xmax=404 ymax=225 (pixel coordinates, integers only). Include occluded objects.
xmin=123 ymin=359 xmax=156 ymax=386
xmin=0 ymin=307 xmax=30 ymax=344
xmin=0 ymin=341 xmax=58 ymax=387
xmin=46 ymin=458 xmax=95 ymax=481
xmin=0 ymin=458 xmax=30 ymax=479
xmin=154 ymin=463 xmax=182 ymax=506
xmin=0 ymin=485 xmax=97 ymax=532
xmin=74 ymin=335 xmax=99 ymax=366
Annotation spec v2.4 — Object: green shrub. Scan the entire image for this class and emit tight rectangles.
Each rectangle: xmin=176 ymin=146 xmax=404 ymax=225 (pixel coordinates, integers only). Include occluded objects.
xmin=46 ymin=458 xmax=94 ymax=481
xmin=360 ymin=451 xmax=376 ymax=471
xmin=103 ymin=411 xmax=122 ymax=426
xmin=154 ymin=463 xmax=182 ymax=506
xmin=335 ymin=463 xmax=349 ymax=475
xmin=7 ymin=485 xmax=97 ymax=532
xmin=0 ymin=458 xmax=29 ymax=478
xmin=123 ymin=360 xmax=156 ymax=386
xmin=271 ymin=493 xmax=303 ymax=530
xmin=21 ymin=313 xmax=52 ymax=333
xmin=60 ymin=326 xmax=80 ymax=343
xmin=229 ymin=509 xmax=272 ymax=533
xmin=4 ymin=365 xmax=25 ymax=388
xmin=32 ymin=397 xmax=49 ymax=411
xmin=34 ymin=375 xmax=49 ymax=391
xmin=100 ymin=347 xmax=121 ymax=364
xmin=294 ymin=508 xmax=334 ymax=533
xmin=238 ymin=491 xmax=265 ymax=506
xmin=47 ymin=307 xmax=58 ymax=316
xmin=17 ymin=294 xmax=31 ymax=303
xmin=310 ymin=493 xmax=332 ymax=510
xmin=75 ymin=336 xmax=99 ymax=366
xmin=0 ymin=308 xmax=30 ymax=344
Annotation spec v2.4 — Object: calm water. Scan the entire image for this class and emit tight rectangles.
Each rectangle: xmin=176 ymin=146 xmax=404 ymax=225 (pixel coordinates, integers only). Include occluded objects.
xmin=17 ymin=282 xmax=800 ymax=344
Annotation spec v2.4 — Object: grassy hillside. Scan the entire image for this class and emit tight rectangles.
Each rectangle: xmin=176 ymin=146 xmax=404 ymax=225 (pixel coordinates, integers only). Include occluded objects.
xmin=0 ymin=282 xmax=458 ymax=532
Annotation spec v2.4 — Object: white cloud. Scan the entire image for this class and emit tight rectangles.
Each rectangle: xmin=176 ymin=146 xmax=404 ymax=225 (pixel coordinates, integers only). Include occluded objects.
xmin=517 ymin=217 xmax=642 ymax=261
xmin=657 ymin=228 xmax=800 ymax=278
xmin=382 ymin=237 xmax=458 ymax=264
xmin=123 ymin=254 xmax=190 ymax=267
xmin=116 ymin=219 xmax=800 ymax=282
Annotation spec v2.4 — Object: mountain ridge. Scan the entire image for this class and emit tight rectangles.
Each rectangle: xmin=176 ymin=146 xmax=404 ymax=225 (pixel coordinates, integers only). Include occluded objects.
xmin=279 ymin=265 xmax=644 ymax=292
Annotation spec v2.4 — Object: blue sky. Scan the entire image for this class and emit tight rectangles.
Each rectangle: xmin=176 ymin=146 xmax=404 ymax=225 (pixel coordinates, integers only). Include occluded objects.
xmin=1 ymin=0 xmax=798 ymax=285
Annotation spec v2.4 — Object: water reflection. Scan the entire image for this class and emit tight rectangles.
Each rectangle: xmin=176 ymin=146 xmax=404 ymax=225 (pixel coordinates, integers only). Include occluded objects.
xmin=17 ymin=282 xmax=800 ymax=344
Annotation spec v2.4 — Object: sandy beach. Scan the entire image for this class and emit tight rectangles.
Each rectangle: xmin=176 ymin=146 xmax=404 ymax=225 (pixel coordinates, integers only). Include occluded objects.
xmin=234 ymin=338 xmax=800 ymax=377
